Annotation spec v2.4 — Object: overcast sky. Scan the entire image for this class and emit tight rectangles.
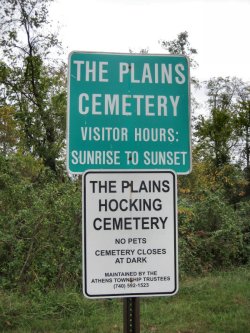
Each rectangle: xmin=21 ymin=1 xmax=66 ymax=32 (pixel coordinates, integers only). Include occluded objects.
xmin=50 ymin=0 xmax=249 ymax=83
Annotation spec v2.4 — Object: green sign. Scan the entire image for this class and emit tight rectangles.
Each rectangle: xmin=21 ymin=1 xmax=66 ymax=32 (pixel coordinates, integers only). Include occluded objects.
xmin=67 ymin=52 xmax=191 ymax=174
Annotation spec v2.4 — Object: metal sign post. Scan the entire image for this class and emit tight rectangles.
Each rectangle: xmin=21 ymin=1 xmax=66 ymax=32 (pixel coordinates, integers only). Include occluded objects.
xmin=123 ymin=298 xmax=140 ymax=333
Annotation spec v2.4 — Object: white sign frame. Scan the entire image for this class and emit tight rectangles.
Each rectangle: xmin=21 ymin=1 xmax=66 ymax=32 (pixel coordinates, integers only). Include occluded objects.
xmin=82 ymin=170 xmax=178 ymax=298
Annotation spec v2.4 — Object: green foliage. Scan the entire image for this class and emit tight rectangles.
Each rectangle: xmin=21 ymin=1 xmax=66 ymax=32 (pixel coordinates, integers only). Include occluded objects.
xmin=0 ymin=0 xmax=66 ymax=173
xmin=160 ymin=31 xmax=199 ymax=89
xmin=178 ymin=164 xmax=249 ymax=275
xmin=0 ymin=154 xmax=82 ymax=291
xmin=235 ymin=200 xmax=250 ymax=263
xmin=195 ymin=77 xmax=250 ymax=169
xmin=1 ymin=153 xmax=247 ymax=290
xmin=0 ymin=105 xmax=19 ymax=155
xmin=160 ymin=31 xmax=198 ymax=68
xmin=236 ymin=98 xmax=250 ymax=176
xmin=195 ymin=108 xmax=236 ymax=166
xmin=193 ymin=191 xmax=245 ymax=268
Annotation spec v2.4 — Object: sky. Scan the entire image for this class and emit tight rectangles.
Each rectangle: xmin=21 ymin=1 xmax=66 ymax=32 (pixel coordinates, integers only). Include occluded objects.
xmin=50 ymin=0 xmax=250 ymax=85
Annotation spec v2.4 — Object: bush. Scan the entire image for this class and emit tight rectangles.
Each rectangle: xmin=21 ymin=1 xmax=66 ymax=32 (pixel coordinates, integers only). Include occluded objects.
xmin=178 ymin=190 xmax=247 ymax=274
xmin=0 ymin=154 xmax=82 ymax=291
xmin=1 ymin=154 xmax=249 ymax=292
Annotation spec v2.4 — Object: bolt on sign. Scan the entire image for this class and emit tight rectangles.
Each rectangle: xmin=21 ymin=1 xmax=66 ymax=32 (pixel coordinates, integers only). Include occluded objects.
xmin=82 ymin=170 xmax=178 ymax=298
xmin=67 ymin=52 xmax=191 ymax=174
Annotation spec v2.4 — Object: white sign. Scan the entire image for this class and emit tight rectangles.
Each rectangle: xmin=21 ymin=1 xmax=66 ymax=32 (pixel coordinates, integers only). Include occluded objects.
xmin=83 ymin=170 xmax=178 ymax=298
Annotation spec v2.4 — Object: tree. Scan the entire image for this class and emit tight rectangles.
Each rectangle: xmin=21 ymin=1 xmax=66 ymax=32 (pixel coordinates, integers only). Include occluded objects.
xmin=235 ymin=87 xmax=250 ymax=169
xmin=160 ymin=31 xmax=199 ymax=88
xmin=0 ymin=105 xmax=18 ymax=155
xmin=235 ymin=87 xmax=250 ymax=195
xmin=206 ymin=77 xmax=244 ymax=110
xmin=0 ymin=0 xmax=66 ymax=173
xmin=160 ymin=31 xmax=198 ymax=68
xmin=195 ymin=108 xmax=236 ymax=167
xmin=160 ymin=30 xmax=200 ymax=120
xmin=195 ymin=77 xmax=249 ymax=168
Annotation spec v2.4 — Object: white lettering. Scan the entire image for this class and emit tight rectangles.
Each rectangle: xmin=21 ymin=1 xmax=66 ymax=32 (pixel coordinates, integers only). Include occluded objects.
xmin=170 ymin=96 xmax=180 ymax=116
xmin=119 ymin=63 xmax=129 ymax=82
xmin=157 ymin=96 xmax=167 ymax=116
xmin=144 ymin=151 xmax=187 ymax=166
xmin=145 ymin=95 xmax=155 ymax=116
xmin=161 ymin=64 xmax=172 ymax=84
xmin=131 ymin=63 xmax=140 ymax=83
xmin=86 ymin=61 xmax=96 ymax=81
xmin=99 ymin=62 xmax=109 ymax=82
xmin=92 ymin=94 xmax=102 ymax=115
xmin=142 ymin=63 xmax=152 ymax=83
xmin=105 ymin=94 xmax=119 ymax=115
xmin=73 ymin=60 xmax=84 ymax=81
xmin=122 ymin=95 xmax=132 ymax=116
xmin=175 ymin=64 xmax=186 ymax=84
xmin=78 ymin=93 xmax=180 ymax=117
xmin=79 ymin=93 xmax=89 ymax=114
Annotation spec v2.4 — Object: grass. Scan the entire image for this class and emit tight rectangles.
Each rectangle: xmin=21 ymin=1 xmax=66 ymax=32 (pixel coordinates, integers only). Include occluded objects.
xmin=0 ymin=266 xmax=249 ymax=333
